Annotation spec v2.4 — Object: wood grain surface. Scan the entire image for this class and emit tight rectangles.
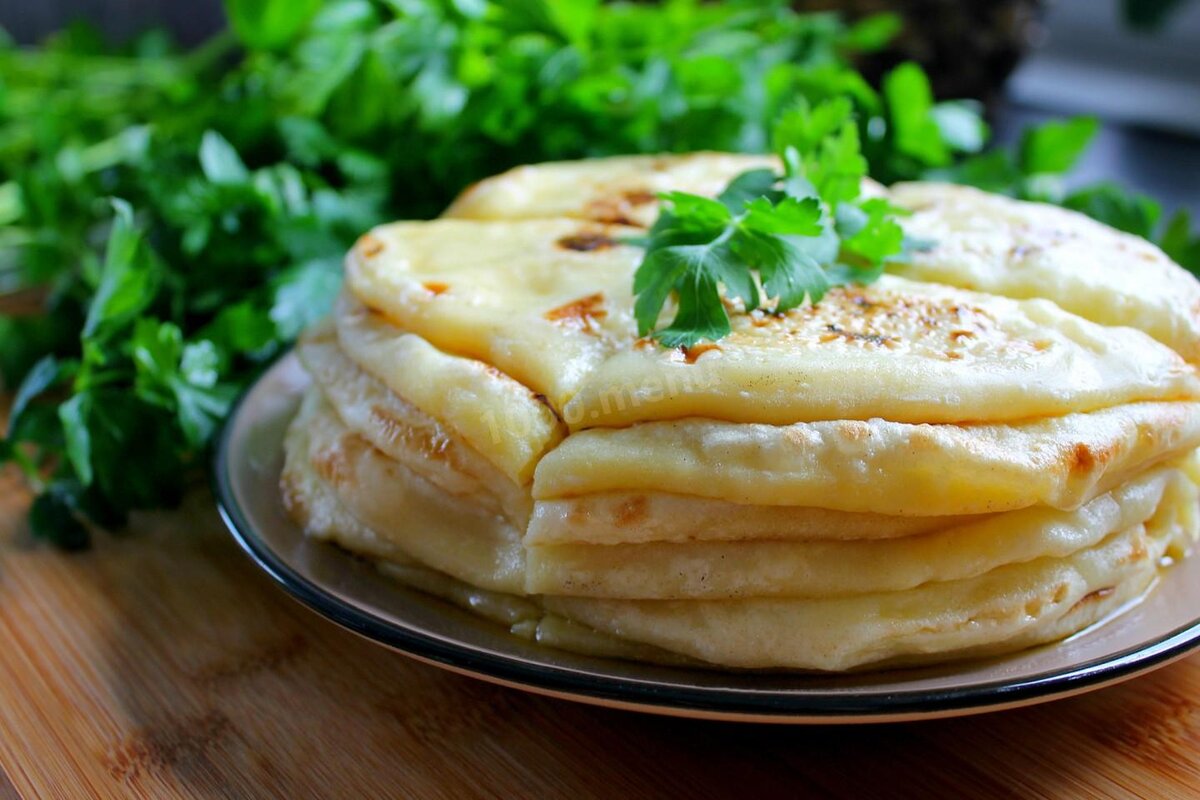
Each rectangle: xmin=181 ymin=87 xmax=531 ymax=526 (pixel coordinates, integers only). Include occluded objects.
xmin=2 ymin=465 xmax=1200 ymax=800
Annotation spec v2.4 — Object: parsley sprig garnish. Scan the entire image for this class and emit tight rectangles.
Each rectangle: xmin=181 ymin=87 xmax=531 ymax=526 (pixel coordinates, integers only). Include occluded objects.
xmin=634 ymin=99 xmax=919 ymax=348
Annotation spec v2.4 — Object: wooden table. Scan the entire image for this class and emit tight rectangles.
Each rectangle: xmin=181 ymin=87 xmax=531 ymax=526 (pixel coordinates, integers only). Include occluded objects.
xmin=2 ymin=469 xmax=1200 ymax=799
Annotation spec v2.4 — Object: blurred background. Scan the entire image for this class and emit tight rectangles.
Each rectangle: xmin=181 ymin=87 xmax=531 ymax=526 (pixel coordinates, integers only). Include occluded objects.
xmin=4 ymin=0 xmax=1197 ymax=212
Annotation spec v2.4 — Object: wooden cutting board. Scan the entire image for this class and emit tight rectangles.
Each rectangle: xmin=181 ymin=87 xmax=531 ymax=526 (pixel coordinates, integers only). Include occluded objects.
xmin=3 ymin=468 xmax=1200 ymax=799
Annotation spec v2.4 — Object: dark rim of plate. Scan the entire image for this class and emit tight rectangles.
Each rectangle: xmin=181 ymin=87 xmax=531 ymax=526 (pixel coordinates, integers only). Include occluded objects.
xmin=212 ymin=356 xmax=1200 ymax=720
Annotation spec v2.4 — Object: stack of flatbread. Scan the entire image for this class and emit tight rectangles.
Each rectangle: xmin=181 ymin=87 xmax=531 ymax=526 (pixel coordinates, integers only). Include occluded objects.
xmin=281 ymin=153 xmax=1200 ymax=671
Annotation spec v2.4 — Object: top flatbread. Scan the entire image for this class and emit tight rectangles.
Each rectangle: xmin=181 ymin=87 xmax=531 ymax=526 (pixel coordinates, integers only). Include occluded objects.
xmin=344 ymin=218 xmax=1200 ymax=426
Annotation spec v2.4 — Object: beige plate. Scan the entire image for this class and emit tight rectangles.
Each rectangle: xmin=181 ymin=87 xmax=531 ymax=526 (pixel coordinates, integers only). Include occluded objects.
xmin=214 ymin=354 xmax=1200 ymax=724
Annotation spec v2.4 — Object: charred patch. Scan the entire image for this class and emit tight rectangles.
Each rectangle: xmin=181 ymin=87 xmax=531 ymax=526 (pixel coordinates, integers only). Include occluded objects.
xmin=817 ymin=323 xmax=898 ymax=348
xmin=557 ymin=232 xmax=616 ymax=252
xmin=681 ymin=342 xmax=722 ymax=364
xmin=583 ymin=197 xmax=644 ymax=227
xmin=1069 ymin=442 xmax=1115 ymax=475
xmin=612 ymin=495 xmax=649 ymax=528
xmin=622 ymin=189 xmax=657 ymax=205
xmin=545 ymin=293 xmax=608 ymax=332
xmin=422 ymin=281 xmax=450 ymax=296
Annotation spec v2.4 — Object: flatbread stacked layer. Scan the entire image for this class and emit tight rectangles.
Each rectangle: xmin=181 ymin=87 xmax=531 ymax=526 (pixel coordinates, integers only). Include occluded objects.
xmin=281 ymin=153 xmax=1200 ymax=671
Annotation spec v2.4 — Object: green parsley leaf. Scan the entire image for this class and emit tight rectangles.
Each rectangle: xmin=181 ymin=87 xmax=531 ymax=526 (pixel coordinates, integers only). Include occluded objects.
xmin=1019 ymin=117 xmax=1099 ymax=176
xmin=131 ymin=319 xmax=239 ymax=449
xmin=198 ymin=131 xmax=250 ymax=185
xmin=1061 ymin=182 xmax=1162 ymax=239
xmin=774 ymin=98 xmax=866 ymax=207
xmin=58 ymin=393 xmax=94 ymax=487
xmin=1161 ymin=210 xmax=1200 ymax=274
xmin=737 ymin=230 xmax=830 ymax=310
xmin=838 ymin=13 xmax=902 ymax=52
xmin=654 ymin=271 xmax=733 ymax=350
xmin=226 ymin=0 xmax=323 ymax=51
xmin=82 ymin=199 xmax=161 ymax=340
xmin=819 ymin=122 xmax=868 ymax=207
xmin=717 ymin=169 xmax=781 ymax=211
xmin=838 ymin=198 xmax=906 ymax=270
xmin=633 ymin=108 xmax=904 ymax=347
xmin=655 ymin=192 xmax=734 ymax=235
xmin=29 ymin=483 xmax=90 ymax=551
xmin=635 ymin=243 xmax=737 ymax=346
xmin=741 ymin=196 xmax=823 ymax=237
xmin=8 ymin=355 xmax=63 ymax=437
xmin=883 ymin=62 xmax=950 ymax=168
xmin=269 ymin=257 xmax=344 ymax=340
xmin=930 ymin=101 xmax=989 ymax=154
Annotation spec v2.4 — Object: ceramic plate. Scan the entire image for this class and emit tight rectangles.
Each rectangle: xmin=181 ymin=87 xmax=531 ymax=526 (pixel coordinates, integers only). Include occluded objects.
xmin=214 ymin=353 xmax=1200 ymax=724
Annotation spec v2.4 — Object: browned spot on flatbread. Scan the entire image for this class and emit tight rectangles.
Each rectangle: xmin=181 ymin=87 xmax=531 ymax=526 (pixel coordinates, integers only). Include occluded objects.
xmin=682 ymin=342 xmax=721 ymax=364
xmin=622 ymin=189 xmax=657 ymax=205
xmin=817 ymin=323 xmax=898 ymax=348
xmin=612 ymin=495 xmax=649 ymax=528
xmin=1069 ymin=586 xmax=1114 ymax=614
xmin=369 ymin=405 xmax=451 ymax=462
xmin=105 ymin=710 xmax=235 ymax=782
xmin=312 ymin=443 xmax=350 ymax=485
xmin=1121 ymin=536 xmax=1150 ymax=566
xmin=358 ymin=233 xmax=384 ymax=258
xmin=583 ymin=197 xmax=644 ymax=227
xmin=1069 ymin=442 xmax=1114 ymax=475
xmin=545 ymin=293 xmax=608 ymax=332
xmin=557 ymin=232 xmax=616 ymax=252
xmin=567 ymin=500 xmax=591 ymax=527
xmin=422 ymin=281 xmax=449 ymax=296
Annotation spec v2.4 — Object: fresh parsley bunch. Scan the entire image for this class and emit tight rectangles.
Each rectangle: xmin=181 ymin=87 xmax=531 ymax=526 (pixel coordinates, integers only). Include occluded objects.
xmin=635 ymin=98 xmax=920 ymax=347
xmin=0 ymin=1 xmax=914 ymax=546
